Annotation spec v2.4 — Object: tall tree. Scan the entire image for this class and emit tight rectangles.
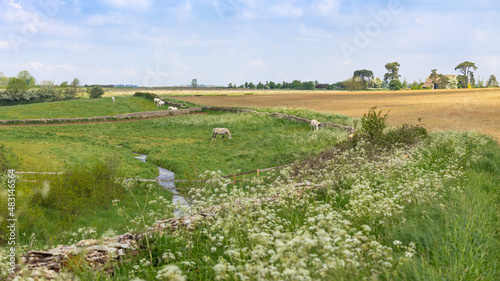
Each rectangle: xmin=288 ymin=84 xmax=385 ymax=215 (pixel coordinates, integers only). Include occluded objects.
xmin=487 ymin=75 xmax=499 ymax=87
xmin=17 ymin=70 xmax=36 ymax=87
xmin=0 ymin=72 xmax=8 ymax=86
xmin=191 ymin=78 xmax=198 ymax=88
xmin=71 ymin=78 xmax=80 ymax=88
xmin=384 ymin=62 xmax=401 ymax=83
xmin=454 ymin=61 xmax=477 ymax=86
xmin=353 ymin=69 xmax=374 ymax=89
xmin=429 ymin=69 xmax=439 ymax=84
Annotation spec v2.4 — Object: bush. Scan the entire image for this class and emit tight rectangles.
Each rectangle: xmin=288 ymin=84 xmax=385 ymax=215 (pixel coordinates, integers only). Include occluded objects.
xmin=389 ymin=80 xmax=403 ymax=90
xmin=134 ymin=92 xmax=159 ymax=100
xmin=87 ymin=86 xmax=104 ymax=98
xmin=360 ymin=106 xmax=388 ymax=140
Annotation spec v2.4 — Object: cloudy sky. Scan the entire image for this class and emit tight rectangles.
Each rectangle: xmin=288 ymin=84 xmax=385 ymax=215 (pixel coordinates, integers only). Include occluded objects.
xmin=0 ymin=0 xmax=499 ymax=86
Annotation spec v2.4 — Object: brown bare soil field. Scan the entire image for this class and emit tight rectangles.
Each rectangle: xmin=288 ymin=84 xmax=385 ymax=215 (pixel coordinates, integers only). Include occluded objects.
xmin=175 ymin=88 xmax=500 ymax=143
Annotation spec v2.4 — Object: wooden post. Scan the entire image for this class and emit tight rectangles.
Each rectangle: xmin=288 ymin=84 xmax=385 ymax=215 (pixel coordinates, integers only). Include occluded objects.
xmin=233 ymin=174 xmax=236 ymax=184
xmin=257 ymin=169 xmax=259 ymax=177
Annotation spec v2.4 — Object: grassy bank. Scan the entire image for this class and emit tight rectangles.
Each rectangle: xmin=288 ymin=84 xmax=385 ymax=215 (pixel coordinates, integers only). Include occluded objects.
xmin=0 ymin=96 xmax=164 ymax=120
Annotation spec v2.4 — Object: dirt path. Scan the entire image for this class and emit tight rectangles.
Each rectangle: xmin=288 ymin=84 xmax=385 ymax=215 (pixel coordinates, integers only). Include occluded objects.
xmin=176 ymin=88 xmax=500 ymax=143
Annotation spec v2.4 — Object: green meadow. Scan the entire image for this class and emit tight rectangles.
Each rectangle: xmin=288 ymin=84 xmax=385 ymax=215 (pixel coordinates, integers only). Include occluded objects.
xmin=0 ymin=96 xmax=164 ymax=120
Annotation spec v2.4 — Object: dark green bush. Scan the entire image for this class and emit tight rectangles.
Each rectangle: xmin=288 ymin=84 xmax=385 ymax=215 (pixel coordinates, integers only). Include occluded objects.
xmin=87 ymin=86 xmax=104 ymax=98
xmin=133 ymin=92 xmax=159 ymax=100
xmin=389 ymin=79 xmax=403 ymax=90
xmin=360 ymin=106 xmax=388 ymax=140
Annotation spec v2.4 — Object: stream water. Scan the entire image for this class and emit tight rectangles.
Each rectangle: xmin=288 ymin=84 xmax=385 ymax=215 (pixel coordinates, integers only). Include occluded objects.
xmin=134 ymin=154 xmax=190 ymax=217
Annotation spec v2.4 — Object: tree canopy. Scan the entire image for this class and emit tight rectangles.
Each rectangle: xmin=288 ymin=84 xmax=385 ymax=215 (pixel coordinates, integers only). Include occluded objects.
xmin=384 ymin=62 xmax=401 ymax=83
xmin=454 ymin=61 xmax=477 ymax=85
xmin=353 ymin=69 xmax=374 ymax=89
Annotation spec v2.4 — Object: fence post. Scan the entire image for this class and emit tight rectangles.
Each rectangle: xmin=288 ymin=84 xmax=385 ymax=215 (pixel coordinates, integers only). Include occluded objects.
xmin=233 ymin=174 xmax=236 ymax=184
xmin=257 ymin=169 xmax=259 ymax=177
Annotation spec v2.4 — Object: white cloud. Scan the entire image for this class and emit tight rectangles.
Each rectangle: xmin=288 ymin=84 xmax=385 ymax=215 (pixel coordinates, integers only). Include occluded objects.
xmin=311 ymin=0 xmax=341 ymax=15
xmin=103 ymin=0 xmax=152 ymax=10
xmin=0 ymin=40 xmax=11 ymax=50
xmin=85 ymin=12 xmax=125 ymax=26
xmin=270 ymin=1 xmax=304 ymax=18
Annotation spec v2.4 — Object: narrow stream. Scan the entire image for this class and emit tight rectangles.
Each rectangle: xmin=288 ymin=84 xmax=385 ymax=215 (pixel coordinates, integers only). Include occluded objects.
xmin=134 ymin=154 xmax=190 ymax=217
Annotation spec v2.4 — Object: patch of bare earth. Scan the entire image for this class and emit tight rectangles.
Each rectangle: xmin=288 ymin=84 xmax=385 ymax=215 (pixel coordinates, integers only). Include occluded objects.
xmin=175 ymin=88 xmax=500 ymax=143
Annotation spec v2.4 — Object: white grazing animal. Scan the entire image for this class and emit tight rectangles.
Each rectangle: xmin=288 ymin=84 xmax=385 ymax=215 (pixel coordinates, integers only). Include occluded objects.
xmin=309 ymin=119 xmax=321 ymax=130
xmin=157 ymin=100 xmax=165 ymax=107
xmin=112 ymin=96 xmax=115 ymax=102
xmin=168 ymin=106 xmax=178 ymax=110
xmin=212 ymin=128 xmax=231 ymax=141
xmin=153 ymin=97 xmax=160 ymax=104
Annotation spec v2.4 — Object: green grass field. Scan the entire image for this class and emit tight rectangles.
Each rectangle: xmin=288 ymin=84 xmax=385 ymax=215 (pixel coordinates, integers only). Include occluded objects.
xmin=0 ymin=96 xmax=164 ymax=120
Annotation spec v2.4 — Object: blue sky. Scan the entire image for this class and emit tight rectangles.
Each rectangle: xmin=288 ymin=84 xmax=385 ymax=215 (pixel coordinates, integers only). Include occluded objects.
xmin=1 ymin=0 xmax=499 ymax=86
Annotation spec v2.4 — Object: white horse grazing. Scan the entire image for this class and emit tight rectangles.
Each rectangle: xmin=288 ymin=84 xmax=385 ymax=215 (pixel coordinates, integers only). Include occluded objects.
xmin=157 ymin=100 xmax=165 ymax=107
xmin=112 ymin=96 xmax=115 ymax=102
xmin=309 ymin=119 xmax=321 ymax=130
xmin=212 ymin=128 xmax=231 ymax=141
xmin=153 ymin=97 xmax=160 ymax=105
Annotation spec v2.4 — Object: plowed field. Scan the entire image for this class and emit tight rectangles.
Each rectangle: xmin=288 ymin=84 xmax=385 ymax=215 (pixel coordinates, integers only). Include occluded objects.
xmin=175 ymin=88 xmax=500 ymax=143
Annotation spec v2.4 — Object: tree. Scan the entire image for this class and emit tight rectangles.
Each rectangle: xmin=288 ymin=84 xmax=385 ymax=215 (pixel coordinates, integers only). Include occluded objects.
xmin=388 ymin=79 xmax=403 ymax=90
xmin=87 ymin=85 xmax=104 ymax=98
xmin=454 ymin=61 xmax=477 ymax=86
xmin=370 ymin=77 xmax=383 ymax=88
xmin=244 ymin=82 xmax=249 ymax=88
xmin=457 ymin=75 xmax=468 ymax=89
xmin=304 ymin=81 xmax=315 ymax=90
xmin=191 ymin=78 xmax=198 ymax=88
xmin=0 ymin=72 xmax=8 ymax=86
xmin=256 ymin=82 xmax=264 ymax=89
xmin=344 ymin=77 xmax=364 ymax=91
xmin=17 ymin=70 xmax=36 ymax=87
xmin=269 ymin=81 xmax=277 ymax=89
xmin=291 ymin=80 xmax=302 ymax=89
xmin=429 ymin=69 xmax=439 ymax=86
xmin=436 ymin=74 xmax=449 ymax=89
xmin=384 ymin=62 xmax=401 ymax=83
xmin=6 ymin=78 xmax=28 ymax=96
xmin=248 ymin=82 xmax=255 ymax=89
xmin=71 ymin=78 xmax=80 ymax=88
xmin=228 ymin=83 xmax=233 ymax=88
xmin=487 ymin=75 xmax=499 ymax=87
xmin=353 ymin=69 xmax=374 ymax=89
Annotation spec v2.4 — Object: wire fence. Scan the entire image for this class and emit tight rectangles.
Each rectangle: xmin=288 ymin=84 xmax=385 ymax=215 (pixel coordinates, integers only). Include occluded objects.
xmin=14 ymin=164 xmax=288 ymax=185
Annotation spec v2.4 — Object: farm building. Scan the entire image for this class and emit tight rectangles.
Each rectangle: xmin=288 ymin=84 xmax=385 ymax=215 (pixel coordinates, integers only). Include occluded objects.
xmin=422 ymin=74 xmax=457 ymax=89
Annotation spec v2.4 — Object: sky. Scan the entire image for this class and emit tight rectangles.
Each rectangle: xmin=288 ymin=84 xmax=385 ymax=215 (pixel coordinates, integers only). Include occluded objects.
xmin=0 ymin=0 xmax=499 ymax=86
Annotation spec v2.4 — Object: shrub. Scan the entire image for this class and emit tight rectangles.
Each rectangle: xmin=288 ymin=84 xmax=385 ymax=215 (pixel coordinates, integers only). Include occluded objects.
xmin=389 ymin=79 xmax=403 ymax=90
xmin=360 ymin=106 xmax=388 ymax=140
xmin=134 ymin=92 xmax=159 ymax=100
xmin=87 ymin=86 xmax=104 ymax=98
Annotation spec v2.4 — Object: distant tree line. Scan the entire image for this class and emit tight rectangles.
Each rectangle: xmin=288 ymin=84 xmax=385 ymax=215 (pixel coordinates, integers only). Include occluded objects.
xmin=229 ymin=60 xmax=498 ymax=92
xmin=0 ymin=70 xmax=86 ymax=105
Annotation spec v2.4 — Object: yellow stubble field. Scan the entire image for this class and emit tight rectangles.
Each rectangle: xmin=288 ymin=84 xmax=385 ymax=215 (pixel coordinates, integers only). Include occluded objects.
xmin=174 ymin=88 xmax=500 ymax=143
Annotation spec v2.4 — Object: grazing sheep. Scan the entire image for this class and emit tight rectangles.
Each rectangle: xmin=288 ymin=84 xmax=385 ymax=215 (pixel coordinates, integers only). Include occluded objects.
xmin=212 ymin=128 xmax=231 ymax=141
xmin=153 ymin=97 xmax=160 ymax=104
xmin=157 ymin=100 xmax=165 ymax=107
xmin=309 ymin=119 xmax=321 ymax=131
xmin=112 ymin=96 xmax=115 ymax=102
xmin=168 ymin=106 xmax=178 ymax=110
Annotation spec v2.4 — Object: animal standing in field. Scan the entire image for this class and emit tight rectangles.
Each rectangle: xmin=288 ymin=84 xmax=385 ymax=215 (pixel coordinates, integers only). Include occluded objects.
xmin=309 ymin=119 xmax=321 ymax=131
xmin=212 ymin=128 xmax=231 ymax=141
xmin=157 ymin=100 xmax=165 ymax=107
xmin=153 ymin=97 xmax=160 ymax=105
xmin=112 ymin=96 xmax=115 ymax=102
xmin=168 ymin=106 xmax=178 ymax=110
